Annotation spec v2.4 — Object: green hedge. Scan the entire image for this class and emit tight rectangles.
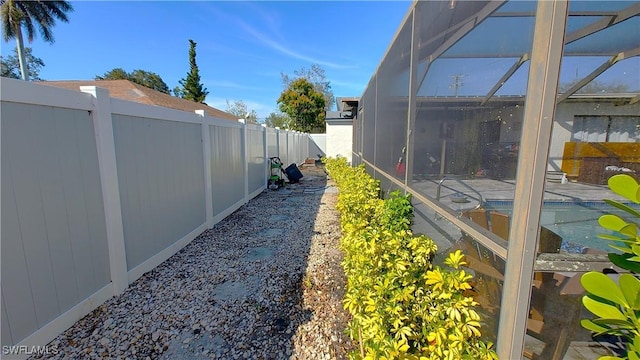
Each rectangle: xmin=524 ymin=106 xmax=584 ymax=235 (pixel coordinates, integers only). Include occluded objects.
xmin=324 ymin=157 xmax=497 ymax=360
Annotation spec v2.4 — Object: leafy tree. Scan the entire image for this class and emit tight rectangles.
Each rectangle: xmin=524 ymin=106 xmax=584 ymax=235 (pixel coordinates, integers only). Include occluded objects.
xmin=1 ymin=0 xmax=73 ymax=81
xmin=277 ymin=77 xmax=326 ymax=133
xmin=282 ymin=64 xmax=335 ymax=111
xmin=264 ymin=111 xmax=292 ymax=129
xmin=1 ymin=46 xmax=44 ymax=80
xmin=96 ymin=68 xmax=170 ymax=94
xmin=172 ymin=86 xmax=184 ymax=98
xmin=559 ymin=79 xmax=630 ymax=94
xmin=129 ymin=70 xmax=170 ymax=94
xmin=177 ymin=39 xmax=208 ymax=103
xmin=96 ymin=67 xmax=128 ymax=80
xmin=225 ymin=99 xmax=258 ymax=124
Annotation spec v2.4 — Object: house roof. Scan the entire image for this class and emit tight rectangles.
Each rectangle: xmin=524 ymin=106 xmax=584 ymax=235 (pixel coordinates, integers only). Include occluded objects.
xmin=39 ymin=79 xmax=239 ymax=121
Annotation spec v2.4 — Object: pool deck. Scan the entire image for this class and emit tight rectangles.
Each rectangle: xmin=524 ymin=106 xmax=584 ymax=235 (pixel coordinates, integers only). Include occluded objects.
xmin=413 ymin=177 xmax=628 ymax=211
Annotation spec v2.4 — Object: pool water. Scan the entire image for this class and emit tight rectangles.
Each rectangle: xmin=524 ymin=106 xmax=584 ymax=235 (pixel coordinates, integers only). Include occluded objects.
xmin=485 ymin=201 xmax=639 ymax=253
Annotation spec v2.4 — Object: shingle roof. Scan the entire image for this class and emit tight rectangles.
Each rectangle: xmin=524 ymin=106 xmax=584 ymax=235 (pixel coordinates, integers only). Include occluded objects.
xmin=39 ymin=80 xmax=239 ymax=121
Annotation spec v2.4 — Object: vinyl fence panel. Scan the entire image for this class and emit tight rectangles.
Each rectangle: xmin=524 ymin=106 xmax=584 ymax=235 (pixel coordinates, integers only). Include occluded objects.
xmin=246 ymin=126 xmax=266 ymax=195
xmin=278 ymin=131 xmax=288 ymax=166
xmin=267 ymin=128 xmax=278 ymax=158
xmin=289 ymin=133 xmax=296 ymax=165
xmin=210 ymin=124 xmax=245 ymax=217
xmin=112 ymin=115 xmax=206 ymax=271
xmin=2 ymin=101 xmax=109 ymax=345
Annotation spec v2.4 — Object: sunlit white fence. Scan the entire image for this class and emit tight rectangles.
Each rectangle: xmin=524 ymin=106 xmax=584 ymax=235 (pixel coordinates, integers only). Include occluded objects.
xmin=1 ymin=78 xmax=314 ymax=353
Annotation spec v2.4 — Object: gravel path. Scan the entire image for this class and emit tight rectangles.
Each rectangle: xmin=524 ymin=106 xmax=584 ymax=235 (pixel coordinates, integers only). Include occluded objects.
xmin=33 ymin=163 xmax=355 ymax=359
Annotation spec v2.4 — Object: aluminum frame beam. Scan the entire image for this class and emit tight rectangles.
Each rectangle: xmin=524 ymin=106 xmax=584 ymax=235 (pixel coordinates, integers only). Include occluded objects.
xmin=496 ymin=1 xmax=568 ymax=358
xmin=482 ymin=53 xmax=530 ymax=105
xmin=558 ymin=47 xmax=640 ymax=103
xmin=565 ymin=2 xmax=640 ymax=44
xmin=415 ymin=1 xmax=506 ymax=91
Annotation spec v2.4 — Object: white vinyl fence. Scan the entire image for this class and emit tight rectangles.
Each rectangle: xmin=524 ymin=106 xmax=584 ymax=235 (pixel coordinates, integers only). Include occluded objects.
xmin=0 ymin=78 xmax=311 ymax=355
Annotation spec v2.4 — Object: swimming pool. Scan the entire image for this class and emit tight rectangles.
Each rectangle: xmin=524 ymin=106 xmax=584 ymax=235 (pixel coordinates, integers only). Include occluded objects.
xmin=485 ymin=201 xmax=640 ymax=253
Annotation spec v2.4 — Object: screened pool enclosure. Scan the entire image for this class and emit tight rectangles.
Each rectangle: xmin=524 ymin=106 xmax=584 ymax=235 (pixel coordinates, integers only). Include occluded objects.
xmin=353 ymin=1 xmax=639 ymax=358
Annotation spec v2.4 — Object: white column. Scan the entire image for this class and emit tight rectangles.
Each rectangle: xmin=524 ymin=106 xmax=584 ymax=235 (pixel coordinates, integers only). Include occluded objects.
xmin=80 ymin=86 xmax=128 ymax=295
xmin=285 ymin=130 xmax=290 ymax=166
xmin=196 ymin=110 xmax=213 ymax=228
xmin=262 ymin=124 xmax=268 ymax=188
xmin=242 ymin=123 xmax=249 ymax=202
xmin=275 ymin=127 xmax=281 ymax=159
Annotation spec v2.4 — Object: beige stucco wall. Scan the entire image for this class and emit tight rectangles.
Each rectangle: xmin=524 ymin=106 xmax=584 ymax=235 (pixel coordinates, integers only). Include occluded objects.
xmin=549 ymin=100 xmax=640 ymax=171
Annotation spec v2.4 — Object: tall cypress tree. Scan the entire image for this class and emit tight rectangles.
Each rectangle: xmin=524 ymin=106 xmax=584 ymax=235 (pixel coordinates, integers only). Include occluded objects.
xmin=178 ymin=39 xmax=208 ymax=103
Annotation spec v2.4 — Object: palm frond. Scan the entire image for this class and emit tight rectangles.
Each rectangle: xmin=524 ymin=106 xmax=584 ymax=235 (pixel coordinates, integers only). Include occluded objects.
xmin=1 ymin=0 xmax=73 ymax=43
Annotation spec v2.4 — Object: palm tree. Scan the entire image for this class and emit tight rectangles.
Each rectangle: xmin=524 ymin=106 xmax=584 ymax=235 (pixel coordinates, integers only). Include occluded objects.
xmin=1 ymin=0 xmax=73 ymax=80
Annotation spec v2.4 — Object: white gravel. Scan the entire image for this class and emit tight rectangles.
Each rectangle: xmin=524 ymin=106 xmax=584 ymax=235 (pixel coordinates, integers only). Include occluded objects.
xmin=31 ymin=163 xmax=355 ymax=360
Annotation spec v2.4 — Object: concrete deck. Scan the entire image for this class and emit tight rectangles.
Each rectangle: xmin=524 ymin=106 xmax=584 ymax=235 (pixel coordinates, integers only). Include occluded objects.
xmin=413 ymin=177 xmax=625 ymax=211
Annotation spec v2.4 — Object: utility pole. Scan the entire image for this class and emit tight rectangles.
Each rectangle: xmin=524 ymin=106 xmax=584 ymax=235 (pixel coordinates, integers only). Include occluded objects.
xmin=449 ymin=74 xmax=464 ymax=97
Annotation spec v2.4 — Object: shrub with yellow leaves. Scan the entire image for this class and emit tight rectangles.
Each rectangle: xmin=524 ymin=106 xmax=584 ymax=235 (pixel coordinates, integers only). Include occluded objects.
xmin=324 ymin=156 xmax=497 ymax=360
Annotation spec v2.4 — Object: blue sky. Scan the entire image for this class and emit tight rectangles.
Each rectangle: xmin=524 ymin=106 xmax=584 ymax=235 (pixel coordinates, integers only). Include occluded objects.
xmin=2 ymin=1 xmax=412 ymax=120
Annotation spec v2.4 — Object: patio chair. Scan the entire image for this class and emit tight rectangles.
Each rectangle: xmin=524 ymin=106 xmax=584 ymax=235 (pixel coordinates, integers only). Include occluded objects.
xmin=467 ymin=208 xmax=490 ymax=229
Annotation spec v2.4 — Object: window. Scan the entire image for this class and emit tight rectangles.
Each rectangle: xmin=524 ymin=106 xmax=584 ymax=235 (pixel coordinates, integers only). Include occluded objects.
xmin=573 ymin=116 xmax=640 ymax=142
